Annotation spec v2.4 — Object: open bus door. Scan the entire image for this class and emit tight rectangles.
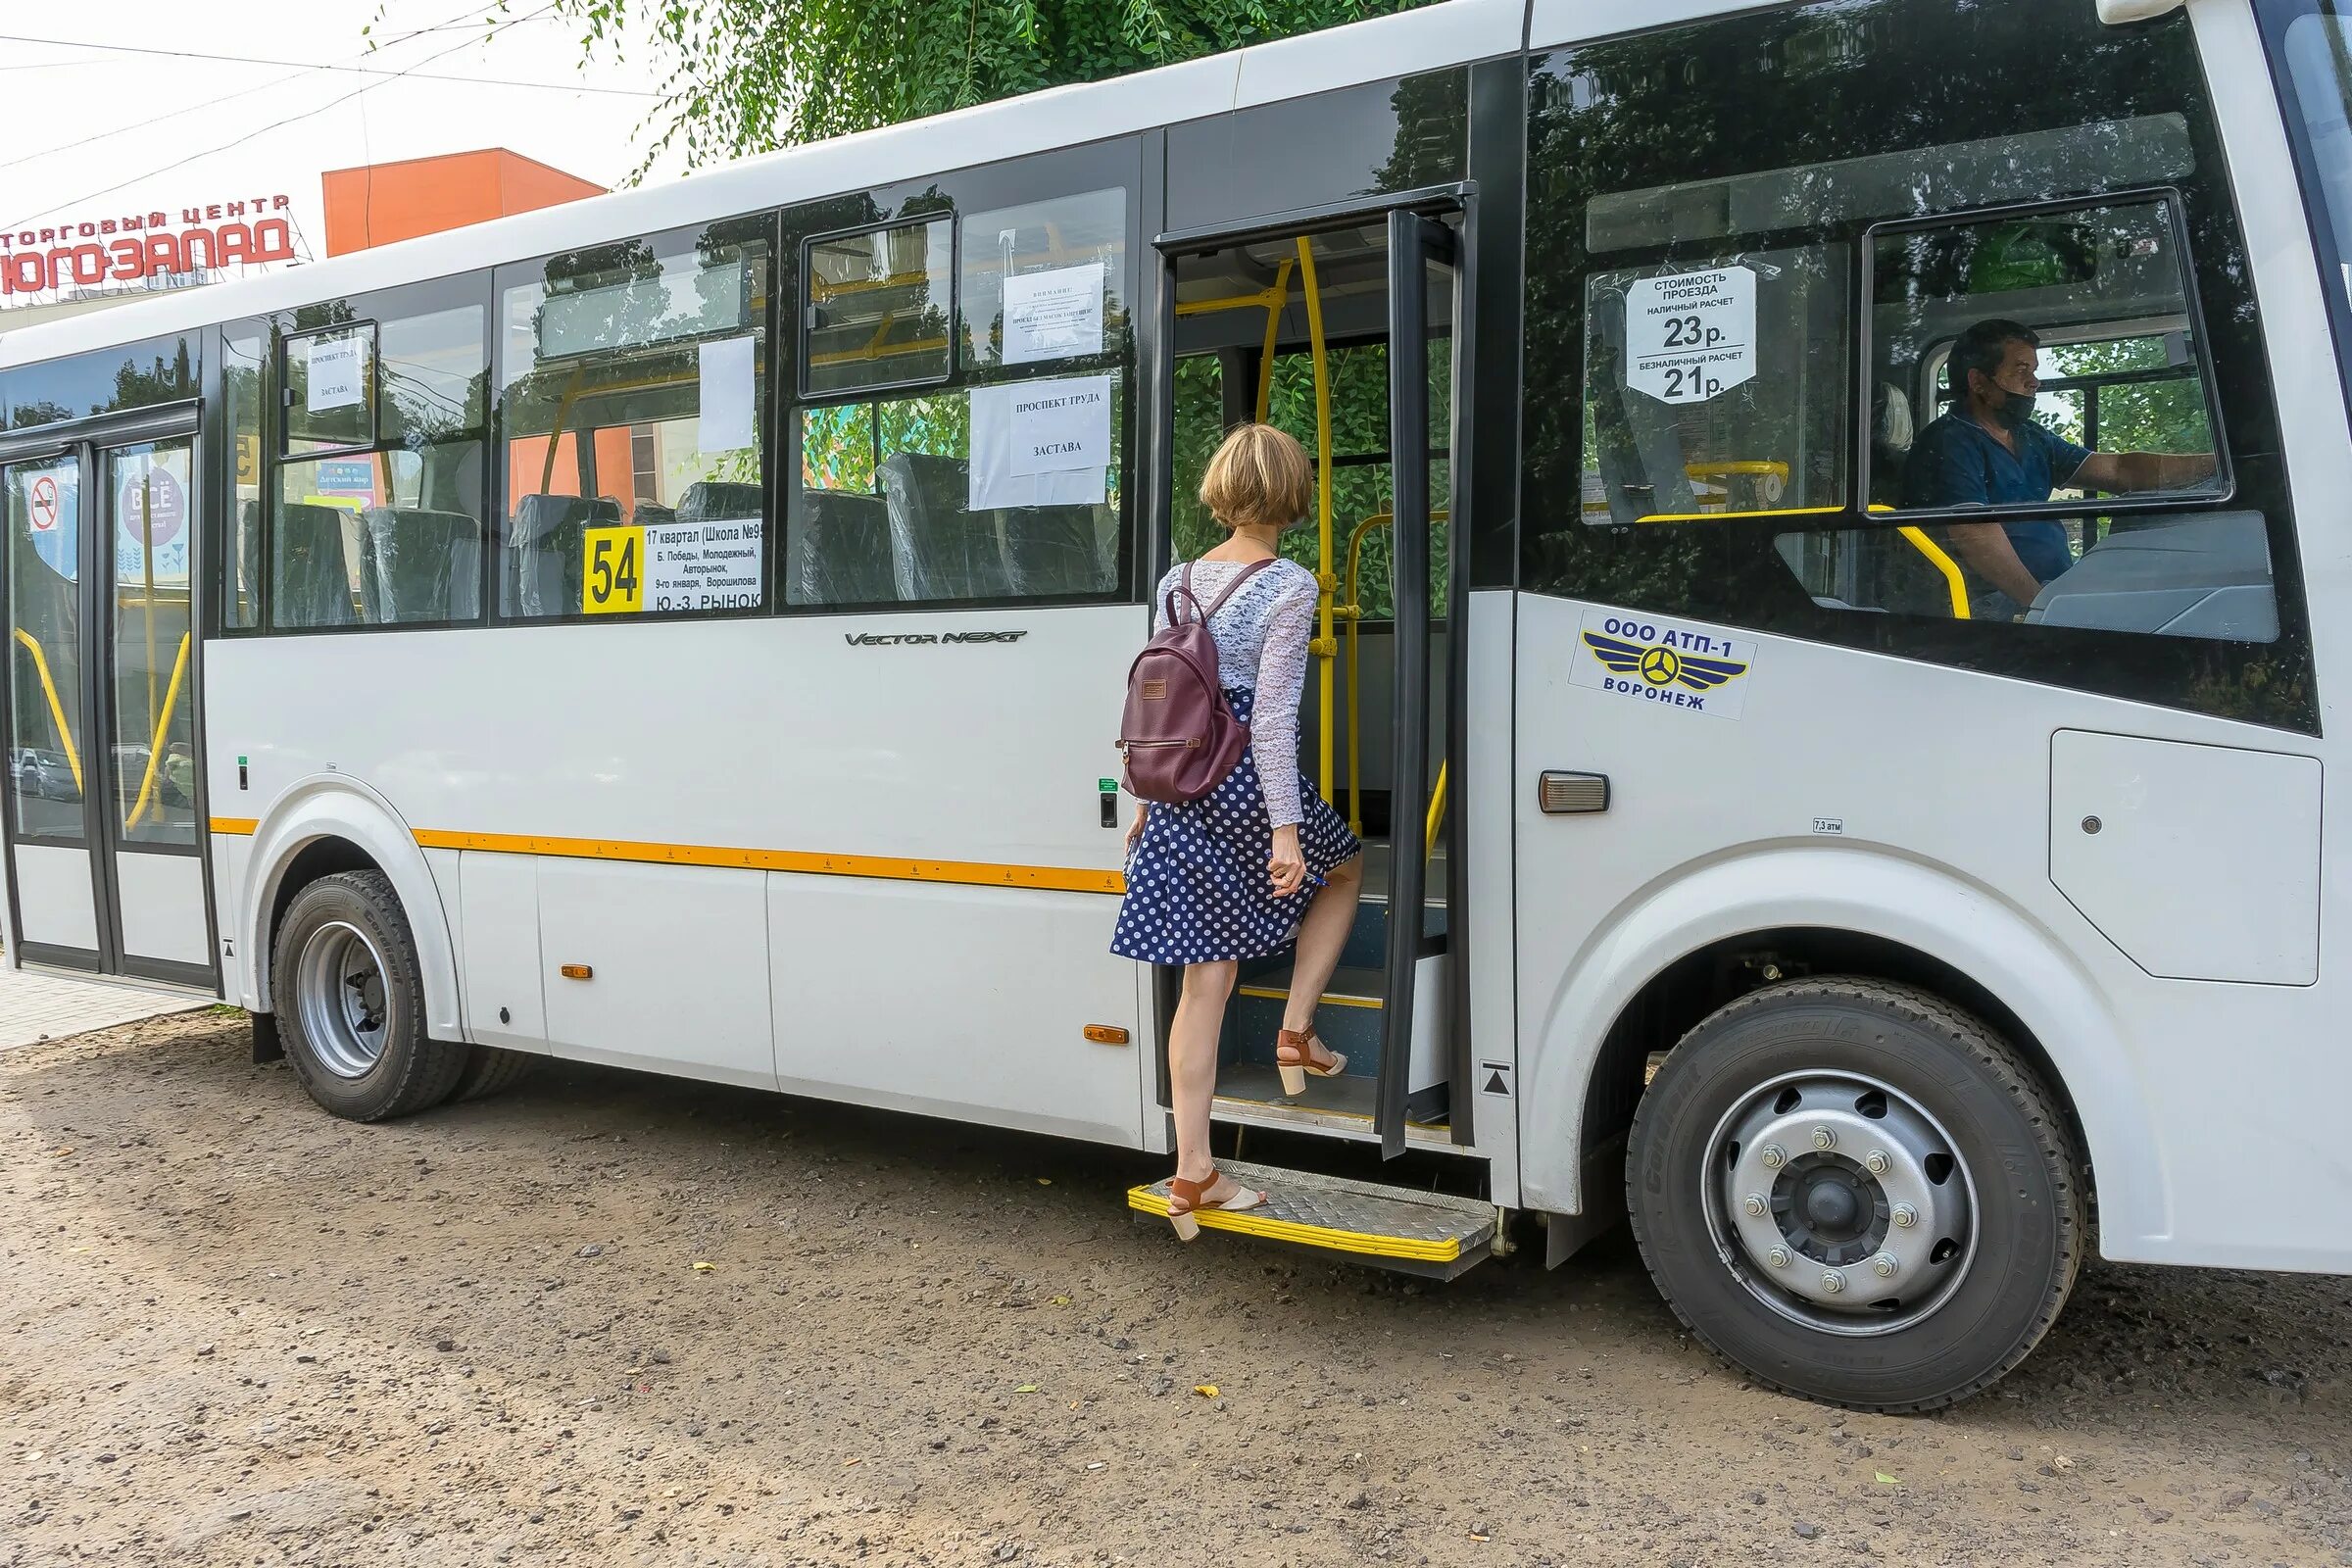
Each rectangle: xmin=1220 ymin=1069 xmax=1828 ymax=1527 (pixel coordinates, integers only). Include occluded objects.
xmin=1128 ymin=194 xmax=1492 ymax=1272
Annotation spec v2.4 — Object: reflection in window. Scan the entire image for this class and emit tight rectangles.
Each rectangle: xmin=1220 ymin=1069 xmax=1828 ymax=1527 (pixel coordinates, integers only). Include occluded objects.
xmin=270 ymin=295 xmax=488 ymax=629
xmin=223 ymin=329 xmax=264 ymax=631
xmin=1582 ymin=247 xmax=1850 ymax=528
xmin=5 ymin=456 xmax=84 ymax=841
xmin=805 ymin=219 xmax=951 ymax=397
xmin=499 ymin=221 xmax=769 ymax=618
xmin=790 ymin=378 xmax=1121 ymax=607
xmin=1872 ymin=201 xmax=2231 ymax=624
xmin=959 ymin=189 xmax=1126 ymax=370
xmin=109 ymin=441 xmax=198 ymax=847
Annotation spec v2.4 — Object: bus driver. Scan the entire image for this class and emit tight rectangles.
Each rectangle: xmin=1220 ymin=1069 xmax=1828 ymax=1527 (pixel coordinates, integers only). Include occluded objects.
xmin=1903 ymin=318 xmax=2219 ymax=617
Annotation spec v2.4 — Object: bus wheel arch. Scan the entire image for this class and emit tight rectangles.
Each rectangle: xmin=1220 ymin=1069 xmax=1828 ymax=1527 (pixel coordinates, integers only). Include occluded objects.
xmin=238 ymin=780 xmax=462 ymax=1042
xmin=1576 ymin=926 xmax=2094 ymax=1216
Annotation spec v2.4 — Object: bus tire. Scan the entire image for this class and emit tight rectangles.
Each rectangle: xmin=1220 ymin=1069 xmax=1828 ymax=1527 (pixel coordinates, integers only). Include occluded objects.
xmin=449 ymin=1045 xmax=540 ymax=1102
xmin=1626 ymin=977 xmax=2085 ymax=1413
xmin=271 ymin=870 xmax=467 ymax=1122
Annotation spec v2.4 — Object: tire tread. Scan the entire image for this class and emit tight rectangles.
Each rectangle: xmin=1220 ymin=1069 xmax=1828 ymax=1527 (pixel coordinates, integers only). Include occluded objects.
xmin=1626 ymin=976 xmax=2086 ymax=1413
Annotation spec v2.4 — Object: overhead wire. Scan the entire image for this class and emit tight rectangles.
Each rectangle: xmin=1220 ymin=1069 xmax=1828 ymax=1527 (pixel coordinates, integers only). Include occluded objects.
xmin=0 ymin=28 xmax=652 ymax=98
xmin=0 ymin=3 xmax=609 ymax=177
xmin=1 ymin=2 xmax=565 ymax=236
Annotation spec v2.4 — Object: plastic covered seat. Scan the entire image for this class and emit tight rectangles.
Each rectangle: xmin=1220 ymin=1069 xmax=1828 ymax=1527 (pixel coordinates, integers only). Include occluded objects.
xmin=273 ymin=502 xmax=358 ymax=628
xmin=359 ymin=508 xmax=483 ymax=623
xmin=878 ymin=453 xmax=1012 ymax=602
xmin=998 ymin=501 xmax=1112 ymax=597
xmin=791 ymin=490 xmax=895 ymax=606
xmin=677 ymin=481 xmax=764 ymax=524
xmin=505 ymin=494 xmax=618 ymax=617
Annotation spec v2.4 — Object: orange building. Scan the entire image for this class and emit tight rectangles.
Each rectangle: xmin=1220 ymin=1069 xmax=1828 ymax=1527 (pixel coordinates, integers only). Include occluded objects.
xmin=321 ymin=148 xmax=606 ymax=257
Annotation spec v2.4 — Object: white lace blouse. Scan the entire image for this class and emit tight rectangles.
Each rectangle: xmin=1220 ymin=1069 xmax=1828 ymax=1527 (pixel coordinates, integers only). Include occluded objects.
xmin=1152 ymin=557 xmax=1319 ymax=829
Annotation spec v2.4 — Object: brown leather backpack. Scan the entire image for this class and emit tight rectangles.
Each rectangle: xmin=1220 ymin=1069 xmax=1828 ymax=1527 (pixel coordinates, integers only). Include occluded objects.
xmin=1115 ymin=560 xmax=1273 ymax=804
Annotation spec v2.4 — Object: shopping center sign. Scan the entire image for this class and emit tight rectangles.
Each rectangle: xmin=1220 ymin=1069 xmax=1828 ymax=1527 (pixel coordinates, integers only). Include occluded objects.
xmin=0 ymin=192 xmax=299 ymax=304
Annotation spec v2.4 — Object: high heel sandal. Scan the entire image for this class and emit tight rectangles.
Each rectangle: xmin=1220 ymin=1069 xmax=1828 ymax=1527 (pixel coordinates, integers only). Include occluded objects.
xmin=1164 ymin=1166 xmax=1267 ymax=1241
xmin=1275 ymin=1026 xmax=1348 ymax=1097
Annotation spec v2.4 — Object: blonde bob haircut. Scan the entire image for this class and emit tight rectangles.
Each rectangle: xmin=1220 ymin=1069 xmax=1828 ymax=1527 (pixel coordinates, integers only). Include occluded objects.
xmin=1199 ymin=422 xmax=1313 ymax=533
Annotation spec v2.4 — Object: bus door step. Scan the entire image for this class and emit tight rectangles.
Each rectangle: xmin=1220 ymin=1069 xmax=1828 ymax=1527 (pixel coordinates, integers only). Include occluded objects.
xmin=1126 ymin=1159 xmax=1496 ymax=1281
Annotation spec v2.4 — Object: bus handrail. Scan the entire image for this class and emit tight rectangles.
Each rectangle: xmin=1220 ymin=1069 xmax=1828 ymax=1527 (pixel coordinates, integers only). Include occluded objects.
xmin=127 ymin=632 xmax=192 ymax=830
xmin=1339 ymin=508 xmax=1451 ymax=838
xmin=1632 ymin=499 xmax=1972 ymax=619
xmin=12 ymin=627 xmax=83 ymax=794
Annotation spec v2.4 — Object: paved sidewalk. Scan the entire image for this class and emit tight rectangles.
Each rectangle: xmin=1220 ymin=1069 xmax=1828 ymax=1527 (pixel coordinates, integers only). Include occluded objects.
xmin=0 ymin=960 xmax=208 ymax=1052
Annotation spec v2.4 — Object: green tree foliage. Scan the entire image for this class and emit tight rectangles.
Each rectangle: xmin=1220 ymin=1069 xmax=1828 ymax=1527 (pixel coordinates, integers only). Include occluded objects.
xmin=555 ymin=0 xmax=1436 ymax=177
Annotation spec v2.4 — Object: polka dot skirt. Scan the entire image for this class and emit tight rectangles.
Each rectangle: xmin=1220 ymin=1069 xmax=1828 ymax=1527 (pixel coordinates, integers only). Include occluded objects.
xmin=1111 ymin=686 xmax=1362 ymax=965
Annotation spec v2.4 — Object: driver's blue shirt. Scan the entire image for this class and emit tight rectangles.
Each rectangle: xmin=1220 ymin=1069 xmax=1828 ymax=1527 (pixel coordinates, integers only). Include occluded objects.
xmin=1902 ymin=410 xmax=2091 ymax=586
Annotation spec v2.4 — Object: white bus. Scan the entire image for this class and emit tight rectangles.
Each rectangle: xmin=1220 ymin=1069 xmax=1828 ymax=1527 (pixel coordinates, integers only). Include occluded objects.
xmin=2 ymin=0 xmax=2344 ymax=1410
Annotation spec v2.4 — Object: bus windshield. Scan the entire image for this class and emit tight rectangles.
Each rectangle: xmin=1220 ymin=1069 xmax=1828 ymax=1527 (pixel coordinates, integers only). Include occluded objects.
xmin=2265 ymin=0 xmax=2352 ymax=404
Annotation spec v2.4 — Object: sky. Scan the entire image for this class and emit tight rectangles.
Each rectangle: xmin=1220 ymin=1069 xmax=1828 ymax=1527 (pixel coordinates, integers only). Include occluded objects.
xmin=0 ymin=0 xmax=683 ymax=277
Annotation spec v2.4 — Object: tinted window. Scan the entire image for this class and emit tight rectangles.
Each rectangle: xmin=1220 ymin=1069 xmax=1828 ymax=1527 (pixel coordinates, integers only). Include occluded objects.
xmin=804 ymin=218 xmax=952 ymax=398
xmin=267 ymin=280 xmax=490 ymax=630
xmin=784 ymin=156 xmax=1136 ymax=611
xmin=1523 ymin=0 xmax=2313 ymax=731
xmin=222 ymin=327 xmax=265 ymax=632
xmin=2260 ymin=0 xmax=2352 ymax=419
xmin=1165 ymin=69 xmax=1467 ymax=234
xmin=3 ymin=333 xmax=198 ymax=430
xmin=4 ymin=454 xmax=83 ymax=841
xmin=499 ymin=219 xmax=771 ymax=620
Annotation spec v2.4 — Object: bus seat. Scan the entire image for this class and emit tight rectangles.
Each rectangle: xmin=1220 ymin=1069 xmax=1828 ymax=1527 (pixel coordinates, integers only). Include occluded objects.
xmin=997 ymin=502 xmax=1110 ymax=597
xmin=507 ymin=494 xmax=618 ymax=617
xmin=678 ymin=481 xmax=763 ymax=524
xmin=791 ymin=489 xmax=895 ymax=606
xmin=360 ymin=509 xmax=482 ymax=624
xmin=878 ymin=453 xmax=1014 ymax=602
xmin=273 ymin=502 xmax=358 ymax=628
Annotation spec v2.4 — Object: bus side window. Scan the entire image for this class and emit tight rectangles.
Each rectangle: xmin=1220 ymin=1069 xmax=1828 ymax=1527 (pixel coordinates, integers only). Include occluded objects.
xmin=786 ymin=187 xmax=1126 ymax=610
xmin=267 ymin=287 xmax=490 ymax=632
xmin=495 ymin=217 xmax=772 ymax=623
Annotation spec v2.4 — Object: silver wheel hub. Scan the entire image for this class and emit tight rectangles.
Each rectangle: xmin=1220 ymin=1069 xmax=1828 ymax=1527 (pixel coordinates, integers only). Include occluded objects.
xmin=1706 ymin=1071 xmax=1975 ymax=1335
xmin=294 ymin=920 xmax=391 ymax=1079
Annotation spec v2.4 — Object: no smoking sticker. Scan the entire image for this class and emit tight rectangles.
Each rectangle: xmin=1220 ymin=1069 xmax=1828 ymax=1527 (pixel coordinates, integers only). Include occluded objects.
xmin=1625 ymin=266 xmax=1756 ymax=405
xmin=28 ymin=474 xmax=60 ymax=532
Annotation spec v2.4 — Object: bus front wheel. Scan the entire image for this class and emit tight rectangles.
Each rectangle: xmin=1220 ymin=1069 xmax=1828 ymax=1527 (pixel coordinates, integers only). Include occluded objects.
xmin=1627 ymin=978 xmax=2086 ymax=1412
xmin=271 ymin=870 xmax=468 ymax=1122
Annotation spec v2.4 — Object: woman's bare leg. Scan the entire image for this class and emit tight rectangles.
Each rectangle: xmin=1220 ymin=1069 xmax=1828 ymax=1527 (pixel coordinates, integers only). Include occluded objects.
xmin=1282 ymin=853 xmax=1363 ymax=1041
xmin=1171 ymin=959 xmax=1237 ymax=1182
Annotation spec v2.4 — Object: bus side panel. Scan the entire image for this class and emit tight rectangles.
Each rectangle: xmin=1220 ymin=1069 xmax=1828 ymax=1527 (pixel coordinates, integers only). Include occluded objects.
xmin=1510 ymin=591 xmax=2352 ymax=1272
xmin=203 ymin=606 xmax=1148 ymax=1136
xmin=769 ymin=875 xmax=1145 ymax=1148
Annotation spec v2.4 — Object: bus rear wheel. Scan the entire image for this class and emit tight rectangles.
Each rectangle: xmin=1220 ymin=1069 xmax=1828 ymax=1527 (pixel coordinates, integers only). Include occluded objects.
xmin=1627 ymin=978 xmax=2085 ymax=1412
xmin=272 ymin=870 xmax=467 ymax=1122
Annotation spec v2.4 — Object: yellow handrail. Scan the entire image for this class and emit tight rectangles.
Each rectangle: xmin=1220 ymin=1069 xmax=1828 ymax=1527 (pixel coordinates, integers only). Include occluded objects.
xmin=1426 ymin=760 xmax=1449 ymax=850
xmin=1634 ymin=496 xmax=1971 ymax=620
xmin=1296 ymin=237 xmax=1336 ymax=808
xmin=128 ymin=632 xmax=191 ymax=830
xmin=1338 ymin=508 xmax=1451 ymax=838
xmin=12 ymin=627 xmax=82 ymax=794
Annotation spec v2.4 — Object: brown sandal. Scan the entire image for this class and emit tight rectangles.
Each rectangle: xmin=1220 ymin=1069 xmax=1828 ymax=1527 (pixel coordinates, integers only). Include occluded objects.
xmin=1276 ymin=1027 xmax=1348 ymax=1097
xmin=1165 ymin=1166 xmax=1267 ymax=1241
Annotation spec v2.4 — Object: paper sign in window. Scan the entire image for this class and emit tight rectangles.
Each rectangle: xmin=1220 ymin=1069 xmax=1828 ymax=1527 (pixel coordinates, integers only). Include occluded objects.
xmin=306 ymin=335 xmax=367 ymax=413
xmin=968 ymin=374 xmax=1111 ymax=510
xmin=698 ymin=335 xmax=756 ymax=454
xmin=1001 ymin=262 xmax=1105 ymax=365
xmin=1625 ymin=266 xmax=1756 ymax=406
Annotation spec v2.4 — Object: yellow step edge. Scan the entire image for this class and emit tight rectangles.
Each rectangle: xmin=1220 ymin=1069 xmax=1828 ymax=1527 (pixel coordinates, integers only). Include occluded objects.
xmin=1126 ymin=1186 xmax=1463 ymax=1263
xmin=1237 ymin=984 xmax=1382 ymax=1009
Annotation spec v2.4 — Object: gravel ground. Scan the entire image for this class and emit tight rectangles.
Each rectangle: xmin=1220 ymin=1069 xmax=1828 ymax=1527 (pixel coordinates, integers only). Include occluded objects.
xmin=4 ymin=1009 xmax=2351 ymax=1568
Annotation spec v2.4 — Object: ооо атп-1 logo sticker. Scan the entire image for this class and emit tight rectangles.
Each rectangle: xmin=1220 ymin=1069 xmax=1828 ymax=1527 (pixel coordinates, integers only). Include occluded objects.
xmin=1571 ymin=609 xmax=1755 ymax=720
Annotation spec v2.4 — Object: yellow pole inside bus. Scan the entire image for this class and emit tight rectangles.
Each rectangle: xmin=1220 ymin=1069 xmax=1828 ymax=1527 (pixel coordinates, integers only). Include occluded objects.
xmin=1295 ymin=236 xmax=1336 ymax=807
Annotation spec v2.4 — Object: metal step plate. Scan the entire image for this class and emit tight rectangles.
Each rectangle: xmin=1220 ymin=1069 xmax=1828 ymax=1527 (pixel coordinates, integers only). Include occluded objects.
xmin=1128 ymin=1159 xmax=1496 ymax=1278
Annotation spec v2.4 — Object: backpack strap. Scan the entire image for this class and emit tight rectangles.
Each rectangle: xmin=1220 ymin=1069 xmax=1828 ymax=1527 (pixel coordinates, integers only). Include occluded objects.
xmin=1196 ymin=557 xmax=1276 ymax=621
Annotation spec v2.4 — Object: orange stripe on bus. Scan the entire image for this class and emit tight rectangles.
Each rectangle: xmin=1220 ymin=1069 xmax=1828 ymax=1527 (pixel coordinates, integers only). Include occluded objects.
xmin=212 ymin=818 xmax=1123 ymax=894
